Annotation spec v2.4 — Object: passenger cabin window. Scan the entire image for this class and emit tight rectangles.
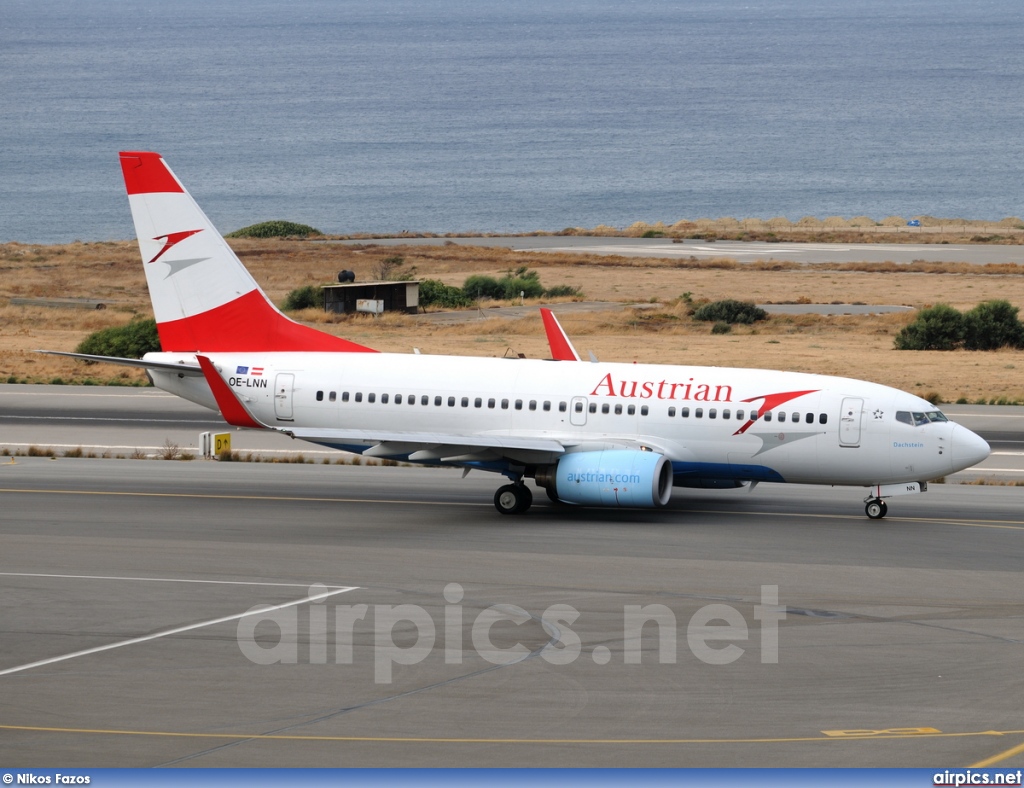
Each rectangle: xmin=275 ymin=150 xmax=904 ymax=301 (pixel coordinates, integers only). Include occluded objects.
xmin=805 ymin=412 xmax=813 ymax=424
xmin=615 ymin=404 xmax=623 ymax=415
xmin=588 ymin=403 xmax=597 ymax=414
xmin=777 ymin=412 xmax=785 ymax=423
xmin=819 ymin=413 xmax=827 ymax=424
xmin=474 ymin=397 xmax=482 ymax=408
xmin=559 ymin=402 xmax=567 ymax=413
xmin=329 ymin=392 xmax=336 ymax=402
xmin=723 ymin=409 xmax=731 ymax=419
xmin=461 ymin=397 xmax=469 ymax=407
xmin=628 ymin=405 xmax=636 ymax=416
xmin=394 ymin=394 xmax=401 ymax=404
xmin=668 ymin=407 xmax=676 ymax=417
xmin=544 ymin=401 xmax=551 ymax=412
xmin=355 ymin=392 xmax=363 ymax=403
xmin=381 ymin=394 xmax=389 ymax=404
xmin=448 ymin=396 xmax=456 ymax=407
xmin=602 ymin=403 xmax=610 ymax=414
xmin=574 ymin=402 xmax=584 ymax=413
xmin=640 ymin=405 xmax=649 ymax=416
xmin=514 ymin=400 xmax=522 ymax=410
xmin=487 ymin=398 xmax=495 ymax=409
xmin=709 ymin=409 xmax=717 ymax=419
xmin=342 ymin=392 xmax=350 ymax=402
xmin=695 ymin=408 xmax=703 ymax=418
xmin=736 ymin=410 xmax=744 ymax=421
xmin=763 ymin=411 xmax=771 ymax=422
xmin=434 ymin=396 xmax=441 ymax=406
xmin=316 ymin=391 xmax=324 ymax=402
xmin=501 ymin=399 xmax=509 ymax=409
xmin=680 ymin=407 xmax=690 ymax=417
xmin=529 ymin=401 xmax=537 ymax=411
xmin=368 ymin=393 xmax=376 ymax=403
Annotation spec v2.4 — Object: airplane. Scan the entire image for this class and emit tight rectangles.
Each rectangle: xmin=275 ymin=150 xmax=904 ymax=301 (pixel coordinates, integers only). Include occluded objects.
xmin=44 ymin=151 xmax=991 ymax=519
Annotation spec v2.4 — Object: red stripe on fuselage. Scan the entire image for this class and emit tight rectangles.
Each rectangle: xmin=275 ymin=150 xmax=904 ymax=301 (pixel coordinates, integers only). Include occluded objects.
xmin=157 ymin=290 xmax=377 ymax=353
xmin=120 ymin=151 xmax=185 ymax=195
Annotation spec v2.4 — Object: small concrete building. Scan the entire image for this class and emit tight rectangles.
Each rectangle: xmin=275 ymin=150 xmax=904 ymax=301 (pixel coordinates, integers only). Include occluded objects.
xmin=321 ymin=281 xmax=420 ymax=315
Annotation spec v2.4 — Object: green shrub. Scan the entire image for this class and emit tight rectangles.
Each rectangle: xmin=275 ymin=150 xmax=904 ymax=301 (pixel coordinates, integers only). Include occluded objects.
xmin=500 ymin=275 xmax=545 ymax=300
xmin=282 ymin=285 xmax=323 ymax=311
xmin=692 ymin=299 xmax=768 ymax=324
xmin=962 ymin=300 xmax=1024 ymax=350
xmin=76 ymin=318 xmax=160 ymax=358
xmin=711 ymin=321 xmax=732 ymax=334
xmin=226 ymin=221 xmax=322 ymax=238
xmin=419 ymin=279 xmax=472 ymax=309
xmin=894 ymin=304 xmax=965 ymax=350
xmin=543 ymin=284 xmax=583 ymax=298
xmin=462 ymin=275 xmax=505 ymax=300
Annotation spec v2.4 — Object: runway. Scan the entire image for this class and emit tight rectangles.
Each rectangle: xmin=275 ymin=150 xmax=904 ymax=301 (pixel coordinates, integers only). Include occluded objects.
xmin=2 ymin=386 xmax=1024 ymax=767
xmin=331 ymin=236 xmax=1024 ymax=265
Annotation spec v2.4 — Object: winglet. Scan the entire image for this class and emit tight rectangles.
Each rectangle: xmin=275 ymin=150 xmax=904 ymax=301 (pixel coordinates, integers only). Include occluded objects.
xmin=196 ymin=355 xmax=265 ymax=429
xmin=540 ymin=308 xmax=581 ymax=361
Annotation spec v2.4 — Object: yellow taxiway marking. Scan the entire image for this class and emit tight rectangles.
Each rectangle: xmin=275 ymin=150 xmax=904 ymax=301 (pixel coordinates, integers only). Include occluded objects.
xmin=2 ymin=723 xmax=1024 ymax=748
xmin=3 ymin=488 xmax=1024 ymax=527
xmin=970 ymin=738 xmax=1024 ymax=767
xmin=689 ymin=508 xmax=1024 ymax=531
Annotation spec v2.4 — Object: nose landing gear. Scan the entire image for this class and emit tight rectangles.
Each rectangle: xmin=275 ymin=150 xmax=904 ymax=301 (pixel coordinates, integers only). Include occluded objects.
xmin=864 ymin=498 xmax=888 ymax=519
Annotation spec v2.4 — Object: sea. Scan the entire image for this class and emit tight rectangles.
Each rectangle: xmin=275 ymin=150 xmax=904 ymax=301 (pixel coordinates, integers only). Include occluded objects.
xmin=2 ymin=0 xmax=1022 ymax=244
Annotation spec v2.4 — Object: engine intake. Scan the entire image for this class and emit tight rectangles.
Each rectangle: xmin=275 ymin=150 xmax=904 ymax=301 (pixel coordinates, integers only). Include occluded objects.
xmin=538 ymin=450 xmax=673 ymax=508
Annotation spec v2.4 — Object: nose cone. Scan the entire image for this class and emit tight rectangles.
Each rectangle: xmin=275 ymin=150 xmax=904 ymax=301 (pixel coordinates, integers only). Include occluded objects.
xmin=951 ymin=425 xmax=991 ymax=471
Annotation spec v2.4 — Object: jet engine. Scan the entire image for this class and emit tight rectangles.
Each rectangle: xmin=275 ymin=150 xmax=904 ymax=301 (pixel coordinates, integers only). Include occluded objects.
xmin=536 ymin=449 xmax=673 ymax=508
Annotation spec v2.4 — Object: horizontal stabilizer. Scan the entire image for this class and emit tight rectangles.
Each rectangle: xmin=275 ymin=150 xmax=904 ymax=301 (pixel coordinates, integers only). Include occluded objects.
xmin=36 ymin=350 xmax=204 ymax=376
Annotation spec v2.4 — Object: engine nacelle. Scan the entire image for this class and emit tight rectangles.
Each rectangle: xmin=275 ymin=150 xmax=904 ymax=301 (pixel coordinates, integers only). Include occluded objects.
xmin=539 ymin=450 xmax=673 ymax=508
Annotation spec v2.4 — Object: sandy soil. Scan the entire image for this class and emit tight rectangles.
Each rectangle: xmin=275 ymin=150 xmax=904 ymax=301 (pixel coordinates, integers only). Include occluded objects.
xmin=2 ymin=239 xmax=1023 ymax=403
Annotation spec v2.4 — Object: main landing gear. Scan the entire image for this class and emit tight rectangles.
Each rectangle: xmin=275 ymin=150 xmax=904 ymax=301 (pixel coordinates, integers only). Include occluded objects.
xmin=864 ymin=498 xmax=888 ymax=519
xmin=494 ymin=482 xmax=533 ymax=515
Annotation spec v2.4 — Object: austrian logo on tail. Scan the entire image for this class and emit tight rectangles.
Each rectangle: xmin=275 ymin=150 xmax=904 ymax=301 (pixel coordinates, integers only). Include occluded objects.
xmin=148 ymin=229 xmax=203 ymax=263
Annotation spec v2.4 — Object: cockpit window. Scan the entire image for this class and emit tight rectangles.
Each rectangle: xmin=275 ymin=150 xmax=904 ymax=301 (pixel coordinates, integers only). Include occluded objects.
xmin=897 ymin=409 xmax=949 ymax=426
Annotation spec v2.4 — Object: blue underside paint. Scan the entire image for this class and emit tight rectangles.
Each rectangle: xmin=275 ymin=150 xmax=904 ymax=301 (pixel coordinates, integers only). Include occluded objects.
xmin=671 ymin=460 xmax=786 ymax=483
xmin=307 ymin=441 xmax=786 ymax=484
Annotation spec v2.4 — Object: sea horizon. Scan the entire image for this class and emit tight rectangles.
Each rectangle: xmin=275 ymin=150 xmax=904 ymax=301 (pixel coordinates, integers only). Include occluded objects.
xmin=2 ymin=0 xmax=1022 ymax=244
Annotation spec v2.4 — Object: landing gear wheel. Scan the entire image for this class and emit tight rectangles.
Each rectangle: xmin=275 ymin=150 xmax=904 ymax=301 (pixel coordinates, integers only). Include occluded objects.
xmin=865 ymin=499 xmax=888 ymax=519
xmin=495 ymin=484 xmax=532 ymax=515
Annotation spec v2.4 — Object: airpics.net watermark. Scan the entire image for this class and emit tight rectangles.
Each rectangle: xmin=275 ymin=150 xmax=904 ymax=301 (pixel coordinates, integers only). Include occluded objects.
xmin=236 ymin=583 xmax=786 ymax=684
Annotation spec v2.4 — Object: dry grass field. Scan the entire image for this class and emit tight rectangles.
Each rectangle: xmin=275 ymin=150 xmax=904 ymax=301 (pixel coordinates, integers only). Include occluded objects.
xmin=3 ymin=236 xmax=1024 ymax=404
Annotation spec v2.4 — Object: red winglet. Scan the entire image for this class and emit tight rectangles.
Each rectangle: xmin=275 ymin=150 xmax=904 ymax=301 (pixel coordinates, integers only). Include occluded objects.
xmin=196 ymin=355 xmax=264 ymax=429
xmin=540 ymin=308 xmax=581 ymax=361
xmin=119 ymin=151 xmax=185 ymax=195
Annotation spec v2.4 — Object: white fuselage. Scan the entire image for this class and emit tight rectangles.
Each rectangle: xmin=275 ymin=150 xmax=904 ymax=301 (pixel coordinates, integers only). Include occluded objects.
xmin=148 ymin=351 xmax=988 ymax=487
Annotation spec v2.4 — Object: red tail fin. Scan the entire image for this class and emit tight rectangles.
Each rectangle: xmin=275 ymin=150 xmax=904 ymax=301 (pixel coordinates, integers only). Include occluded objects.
xmin=120 ymin=152 xmax=376 ymax=354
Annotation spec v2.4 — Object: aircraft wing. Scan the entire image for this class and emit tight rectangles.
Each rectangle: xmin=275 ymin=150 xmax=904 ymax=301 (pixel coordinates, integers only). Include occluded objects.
xmin=283 ymin=427 xmax=566 ymax=464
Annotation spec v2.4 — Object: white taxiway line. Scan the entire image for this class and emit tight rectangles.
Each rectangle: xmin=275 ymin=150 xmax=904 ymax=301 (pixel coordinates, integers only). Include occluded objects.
xmin=0 ymin=442 xmax=339 ymax=456
xmin=0 ymin=578 xmax=359 ymax=677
